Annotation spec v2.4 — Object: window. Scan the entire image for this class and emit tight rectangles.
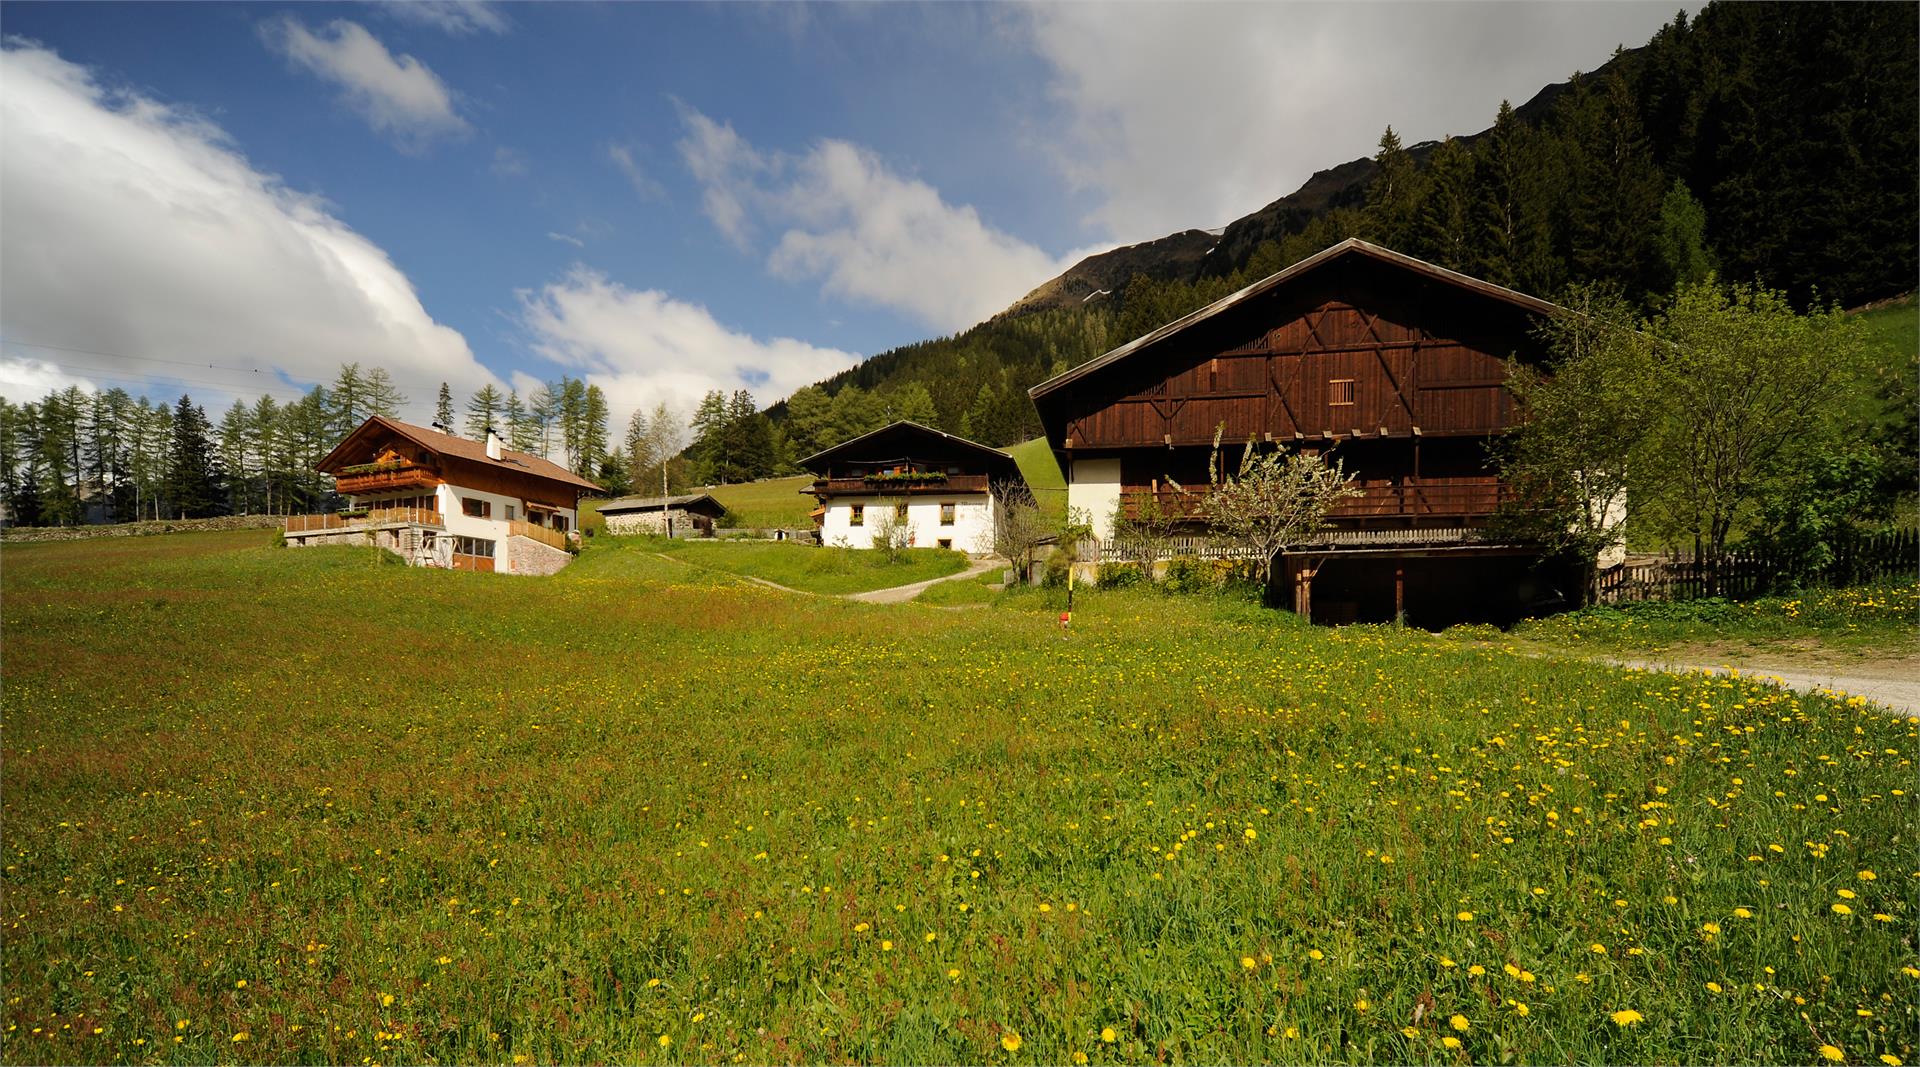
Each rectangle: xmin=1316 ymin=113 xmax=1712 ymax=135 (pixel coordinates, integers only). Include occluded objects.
xmin=894 ymin=502 xmax=909 ymax=520
xmin=937 ymin=538 xmax=952 ymax=550
xmin=940 ymin=502 xmax=956 ymax=526
xmin=1329 ymin=378 xmax=1356 ymax=406
xmin=505 ymin=504 xmax=516 ymax=522
xmin=453 ymin=536 xmax=494 ymax=558
xmin=462 ymin=497 xmax=492 ymax=518
xmin=551 ymin=515 xmax=569 ymax=533
xmin=850 ymin=504 xmax=864 ymax=527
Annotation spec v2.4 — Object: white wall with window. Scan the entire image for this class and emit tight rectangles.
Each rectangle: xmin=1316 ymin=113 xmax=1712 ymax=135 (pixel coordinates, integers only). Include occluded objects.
xmin=819 ymin=494 xmax=993 ymax=552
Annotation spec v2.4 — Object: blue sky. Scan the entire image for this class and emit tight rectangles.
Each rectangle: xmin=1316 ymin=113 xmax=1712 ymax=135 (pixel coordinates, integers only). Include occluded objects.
xmin=0 ymin=1 xmax=1685 ymax=426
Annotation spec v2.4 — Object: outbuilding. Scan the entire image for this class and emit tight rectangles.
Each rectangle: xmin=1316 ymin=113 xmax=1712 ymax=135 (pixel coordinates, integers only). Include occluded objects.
xmin=597 ymin=493 xmax=727 ymax=537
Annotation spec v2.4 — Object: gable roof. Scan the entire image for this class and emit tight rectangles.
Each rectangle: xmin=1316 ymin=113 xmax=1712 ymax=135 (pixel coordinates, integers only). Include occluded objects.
xmin=595 ymin=492 xmax=725 ymax=515
xmin=1028 ymin=238 xmax=1563 ymax=402
xmin=798 ymin=420 xmax=1019 ymax=476
xmin=317 ymin=415 xmax=602 ymax=493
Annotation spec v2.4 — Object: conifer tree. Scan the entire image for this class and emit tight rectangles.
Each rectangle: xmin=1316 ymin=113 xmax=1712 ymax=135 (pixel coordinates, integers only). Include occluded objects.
xmin=465 ymin=385 xmax=504 ymax=440
xmin=1361 ymin=126 xmax=1426 ymax=251
xmin=435 ymin=382 xmax=456 ymax=434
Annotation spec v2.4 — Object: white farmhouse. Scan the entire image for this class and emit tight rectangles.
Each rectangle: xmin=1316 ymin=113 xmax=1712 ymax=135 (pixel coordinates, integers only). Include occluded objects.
xmin=800 ymin=421 xmax=1024 ymax=552
xmin=284 ymin=416 xmax=600 ymax=575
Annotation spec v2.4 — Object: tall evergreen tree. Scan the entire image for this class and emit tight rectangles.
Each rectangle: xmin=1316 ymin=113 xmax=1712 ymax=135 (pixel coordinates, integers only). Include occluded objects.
xmin=1413 ymin=137 xmax=1475 ymax=271
xmin=365 ymin=367 xmax=405 ymax=418
xmin=1361 ymin=126 xmax=1426 ymax=251
xmin=465 ymin=384 xmax=504 ymax=440
xmin=329 ymin=363 xmax=368 ymax=439
xmin=1559 ymin=68 xmax=1666 ymax=300
xmin=1469 ymin=100 xmax=1560 ymax=293
xmin=165 ymin=395 xmax=223 ymax=519
xmin=435 ymin=382 xmax=456 ymax=434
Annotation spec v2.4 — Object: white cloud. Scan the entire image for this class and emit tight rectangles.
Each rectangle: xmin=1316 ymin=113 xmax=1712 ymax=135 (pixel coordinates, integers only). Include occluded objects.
xmin=1019 ymin=2 xmax=1690 ymax=242
xmin=518 ymin=267 xmax=860 ymax=418
xmin=607 ymin=143 xmax=667 ymax=201
xmin=546 ymin=231 xmax=585 ymax=248
xmin=677 ymin=106 xmax=1104 ymax=333
xmin=262 ymin=17 xmax=469 ymax=150
xmin=0 ymin=41 xmax=496 ymax=414
xmin=379 ymin=0 xmax=509 ymax=36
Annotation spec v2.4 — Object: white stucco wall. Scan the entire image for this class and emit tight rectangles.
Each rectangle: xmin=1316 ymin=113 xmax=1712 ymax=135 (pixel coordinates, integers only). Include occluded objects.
xmin=820 ymin=495 xmax=993 ymax=553
xmin=1066 ymin=458 xmax=1124 ymax=541
xmin=346 ymin=483 xmax=576 ymax=574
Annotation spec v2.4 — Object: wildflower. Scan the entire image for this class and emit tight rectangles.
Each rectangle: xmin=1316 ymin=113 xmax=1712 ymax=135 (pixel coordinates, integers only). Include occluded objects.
xmin=947 ymin=968 xmax=960 ymax=979
xmin=1100 ymin=1027 xmax=1116 ymax=1043
xmin=1001 ymin=1030 xmax=1022 ymax=1053
xmin=1733 ymin=908 xmax=1753 ymax=919
xmin=1706 ymin=982 xmax=1722 ymax=993
xmin=1244 ymin=828 xmax=1256 ymax=840
xmin=1308 ymin=949 xmax=1325 ymax=961
xmin=1818 ymin=1045 xmax=1844 ymax=1063
xmin=854 ymin=922 xmax=869 ymax=932
xmin=1511 ymin=1002 xmax=1529 ymax=1017
xmin=1456 ymin=911 xmax=1475 ymax=922
xmin=436 ymin=956 xmax=452 ymax=965
xmin=1873 ymin=913 xmax=1893 ymax=922
xmin=658 ymin=1034 xmax=671 ymax=1049
xmin=1468 ymin=965 xmax=1486 ymax=977
xmin=234 ymin=980 xmax=247 ymax=989
xmin=924 ymin=933 xmax=937 ymax=943
xmin=881 ymin=940 xmax=893 ymax=951
xmin=1837 ymin=889 xmax=1857 ymax=900
xmin=1858 ymin=870 xmax=1877 ymax=881
xmin=1401 ymin=1026 xmax=1419 ymax=1038
xmin=381 ymin=994 xmax=393 ymax=1007
xmin=1450 ymin=1014 xmax=1469 ymax=1032
xmin=1610 ymin=1009 xmax=1643 ymax=1027
xmin=1283 ymin=1026 xmax=1298 ymax=1039
xmin=1833 ymin=904 xmax=1853 ymax=916
xmin=1443 ymin=1036 xmax=1462 ymax=1050
xmin=1879 ymin=1055 xmax=1902 ymax=1066
xmin=1439 ymin=956 xmax=1456 ymax=968
xmin=1240 ymin=956 xmax=1257 ymax=970
xmin=231 ymin=1032 xmax=249 ymax=1043
xmin=1073 ymin=1053 xmax=1088 ymax=1065
xmin=1355 ymin=998 xmax=1370 ymax=1012
xmin=1590 ymin=943 xmax=1607 ymax=955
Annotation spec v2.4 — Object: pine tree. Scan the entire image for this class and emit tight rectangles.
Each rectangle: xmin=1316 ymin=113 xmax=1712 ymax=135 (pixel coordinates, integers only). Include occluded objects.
xmin=165 ymin=395 xmax=223 ymax=519
xmin=528 ymin=384 xmax=557 ymax=457
xmin=465 ymin=385 xmax=504 ymax=440
xmin=624 ymin=407 xmax=652 ymax=477
xmin=688 ymin=390 xmax=728 ymax=481
xmin=365 ymin=367 xmax=405 ymax=419
xmin=1361 ymin=126 xmax=1426 ymax=251
xmin=1413 ymin=138 xmax=1475 ymax=271
xmin=435 ymin=382 xmax=456 ymax=435
xmin=1560 ymin=68 xmax=1665 ymax=300
xmin=330 ymin=363 xmax=368 ymax=440
xmin=1469 ymin=100 xmax=1560 ymax=293
xmin=217 ymin=400 xmax=253 ymax=514
xmin=579 ymin=384 xmax=610 ymax=477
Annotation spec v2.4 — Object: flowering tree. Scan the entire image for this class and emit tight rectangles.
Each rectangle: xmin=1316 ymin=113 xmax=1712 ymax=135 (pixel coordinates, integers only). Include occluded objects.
xmin=1194 ymin=436 xmax=1360 ymax=587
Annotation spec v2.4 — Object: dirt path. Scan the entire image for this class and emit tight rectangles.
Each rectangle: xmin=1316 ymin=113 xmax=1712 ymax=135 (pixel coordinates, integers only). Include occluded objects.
xmin=844 ymin=557 xmax=1001 ymax=604
xmin=652 ymin=551 xmax=1000 ymax=603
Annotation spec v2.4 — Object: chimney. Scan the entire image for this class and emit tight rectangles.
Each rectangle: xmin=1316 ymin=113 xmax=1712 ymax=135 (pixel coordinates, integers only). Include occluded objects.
xmin=485 ymin=427 xmax=503 ymax=461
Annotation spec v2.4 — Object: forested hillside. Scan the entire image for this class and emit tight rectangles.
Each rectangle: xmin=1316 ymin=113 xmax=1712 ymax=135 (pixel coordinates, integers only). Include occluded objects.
xmin=769 ymin=2 xmax=1917 ymax=448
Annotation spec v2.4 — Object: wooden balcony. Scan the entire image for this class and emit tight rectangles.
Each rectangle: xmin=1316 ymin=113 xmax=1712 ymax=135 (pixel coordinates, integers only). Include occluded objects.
xmin=285 ymin=507 xmax=443 ymax=535
xmin=508 ymin=519 xmax=568 ymax=551
xmin=813 ymin=473 xmax=991 ymax=496
xmin=333 ymin=462 xmax=441 ymax=495
xmin=1119 ymin=478 xmax=1508 ymax=522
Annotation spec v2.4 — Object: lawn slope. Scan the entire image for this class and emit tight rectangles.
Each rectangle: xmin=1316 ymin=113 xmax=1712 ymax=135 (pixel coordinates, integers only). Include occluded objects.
xmin=2 ymin=533 xmax=1913 ymax=1065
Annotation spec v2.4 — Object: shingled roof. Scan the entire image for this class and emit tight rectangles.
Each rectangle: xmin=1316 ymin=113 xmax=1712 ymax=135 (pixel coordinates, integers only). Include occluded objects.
xmin=317 ymin=415 xmax=603 ymax=493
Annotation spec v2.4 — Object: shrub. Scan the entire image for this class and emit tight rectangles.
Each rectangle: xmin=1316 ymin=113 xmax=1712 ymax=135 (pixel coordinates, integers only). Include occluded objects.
xmin=1097 ymin=562 xmax=1143 ymax=589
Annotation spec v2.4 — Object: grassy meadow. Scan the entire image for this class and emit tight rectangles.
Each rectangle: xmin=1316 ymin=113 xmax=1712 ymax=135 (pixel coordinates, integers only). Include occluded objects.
xmin=646 ymin=538 xmax=968 ymax=596
xmin=2 ymin=532 xmax=1915 ymax=1066
xmin=1498 ymin=582 xmax=1920 ymax=660
xmin=707 ymin=477 xmax=816 ymax=530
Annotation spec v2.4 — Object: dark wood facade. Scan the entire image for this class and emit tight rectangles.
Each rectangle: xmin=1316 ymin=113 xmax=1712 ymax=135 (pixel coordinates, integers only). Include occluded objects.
xmin=799 ymin=421 xmax=1021 ymax=502
xmin=1030 ymin=240 xmax=1579 ymax=625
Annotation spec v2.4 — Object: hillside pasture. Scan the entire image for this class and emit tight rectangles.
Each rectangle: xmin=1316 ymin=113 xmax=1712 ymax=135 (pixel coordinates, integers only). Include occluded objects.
xmin=1 ymin=532 xmax=1914 ymax=1066
xmin=645 ymin=538 xmax=968 ymax=596
xmin=707 ymin=475 xmax=816 ymax=529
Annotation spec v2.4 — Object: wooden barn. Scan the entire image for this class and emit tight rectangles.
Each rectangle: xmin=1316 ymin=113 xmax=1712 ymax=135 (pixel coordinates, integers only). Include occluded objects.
xmin=1029 ymin=238 xmax=1600 ymax=627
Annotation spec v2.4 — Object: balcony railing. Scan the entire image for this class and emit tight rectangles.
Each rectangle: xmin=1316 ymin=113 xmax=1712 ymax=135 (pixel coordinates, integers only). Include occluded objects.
xmin=508 ymin=519 xmax=569 ymax=551
xmin=333 ymin=463 xmax=441 ymax=495
xmin=814 ymin=473 xmax=991 ymax=496
xmin=285 ymin=507 xmax=443 ymax=534
xmin=1118 ymin=478 xmax=1508 ymax=522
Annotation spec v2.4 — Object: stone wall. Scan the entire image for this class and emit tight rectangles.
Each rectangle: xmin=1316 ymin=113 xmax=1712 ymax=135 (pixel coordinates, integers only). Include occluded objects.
xmin=507 ymin=534 xmax=573 ymax=576
xmin=1 ymin=514 xmax=286 ymax=543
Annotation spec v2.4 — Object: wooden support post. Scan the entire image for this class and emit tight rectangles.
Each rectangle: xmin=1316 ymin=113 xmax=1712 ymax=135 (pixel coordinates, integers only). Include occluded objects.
xmin=1394 ymin=566 xmax=1405 ymax=625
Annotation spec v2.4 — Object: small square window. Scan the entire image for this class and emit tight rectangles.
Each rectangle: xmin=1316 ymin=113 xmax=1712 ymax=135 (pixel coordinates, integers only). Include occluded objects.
xmin=506 ymin=504 xmax=516 ymax=522
xmin=940 ymin=502 xmax=956 ymax=525
xmin=850 ymin=504 xmax=865 ymax=527
xmin=1329 ymin=379 xmax=1356 ymax=406
xmin=462 ymin=497 xmax=491 ymax=518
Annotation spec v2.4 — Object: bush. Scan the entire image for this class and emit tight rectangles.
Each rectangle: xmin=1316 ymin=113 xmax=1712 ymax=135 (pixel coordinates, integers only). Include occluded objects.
xmin=1097 ymin=562 xmax=1143 ymax=589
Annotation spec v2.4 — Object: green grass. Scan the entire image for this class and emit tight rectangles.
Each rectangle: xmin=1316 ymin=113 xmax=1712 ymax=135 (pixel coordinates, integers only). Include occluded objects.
xmin=1007 ymin=437 xmax=1067 ymax=524
xmin=707 ymin=475 xmax=816 ymax=529
xmin=1498 ymin=581 xmax=1919 ymax=658
xmin=647 ymin=537 xmax=967 ymax=595
xmin=914 ymin=565 xmax=1005 ymax=606
xmin=3 ymin=532 xmax=1915 ymax=1065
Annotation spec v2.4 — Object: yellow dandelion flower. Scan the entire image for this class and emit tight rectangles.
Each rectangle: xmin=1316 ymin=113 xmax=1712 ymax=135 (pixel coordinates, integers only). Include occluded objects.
xmin=1468 ymin=965 xmax=1486 ymax=976
xmin=1832 ymin=904 xmax=1853 ymax=916
xmin=1858 ymin=870 xmax=1877 ymax=881
xmin=1450 ymin=1014 xmax=1469 ymax=1032
xmin=1244 ymin=828 xmax=1256 ymax=840
xmin=881 ymin=940 xmax=893 ymax=951
xmin=1073 ymin=1053 xmax=1088 ymax=1065
xmin=924 ymin=932 xmax=937 ymax=943
xmin=436 ymin=956 xmax=452 ymax=965
xmin=658 ymin=1034 xmax=671 ymax=1048
xmin=1706 ymin=982 xmax=1723 ymax=993
xmin=1873 ymin=913 xmax=1893 ymax=922
xmin=1439 ymin=956 xmax=1456 ymax=968
xmin=1610 ymin=1009 xmax=1643 ymax=1027
xmin=1100 ymin=1027 xmax=1116 ymax=1043
xmin=1309 ymin=949 xmax=1325 ymax=961
xmin=1001 ymin=1030 xmax=1022 ymax=1053
xmin=1818 ymin=1045 xmax=1844 ymax=1063
xmin=1590 ymin=943 xmax=1607 ymax=954
xmin=231 ymin=1032 xmax=249 ymax=1043
xmin=381 ymin=994 xmax=393 ymax=1007
xmin=1837 ymin=889 xmax=1857 ymax=900
xmin=1401 ymin=1026 xmax=1419 ymax=1038
xmin=1734 ymin=908 xmax=1753 ymax=919
xmin=1443 ymin=1036 xmax=1462 ymax=1050
xmin=1355 ymin=998 xmax=1370 ymax=1012
xmin=1878 ymin=1055 xmax=1901 ymax=1066
xmin=1456 ymin=911 xmax=1475 ymax=922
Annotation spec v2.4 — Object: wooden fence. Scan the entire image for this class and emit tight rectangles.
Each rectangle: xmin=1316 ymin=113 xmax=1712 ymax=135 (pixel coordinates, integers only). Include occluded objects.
xmin=1595 ymin=530 xmax=1918 ymax=604
xmin=285 ymin=507 xmax=442 ymax=534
